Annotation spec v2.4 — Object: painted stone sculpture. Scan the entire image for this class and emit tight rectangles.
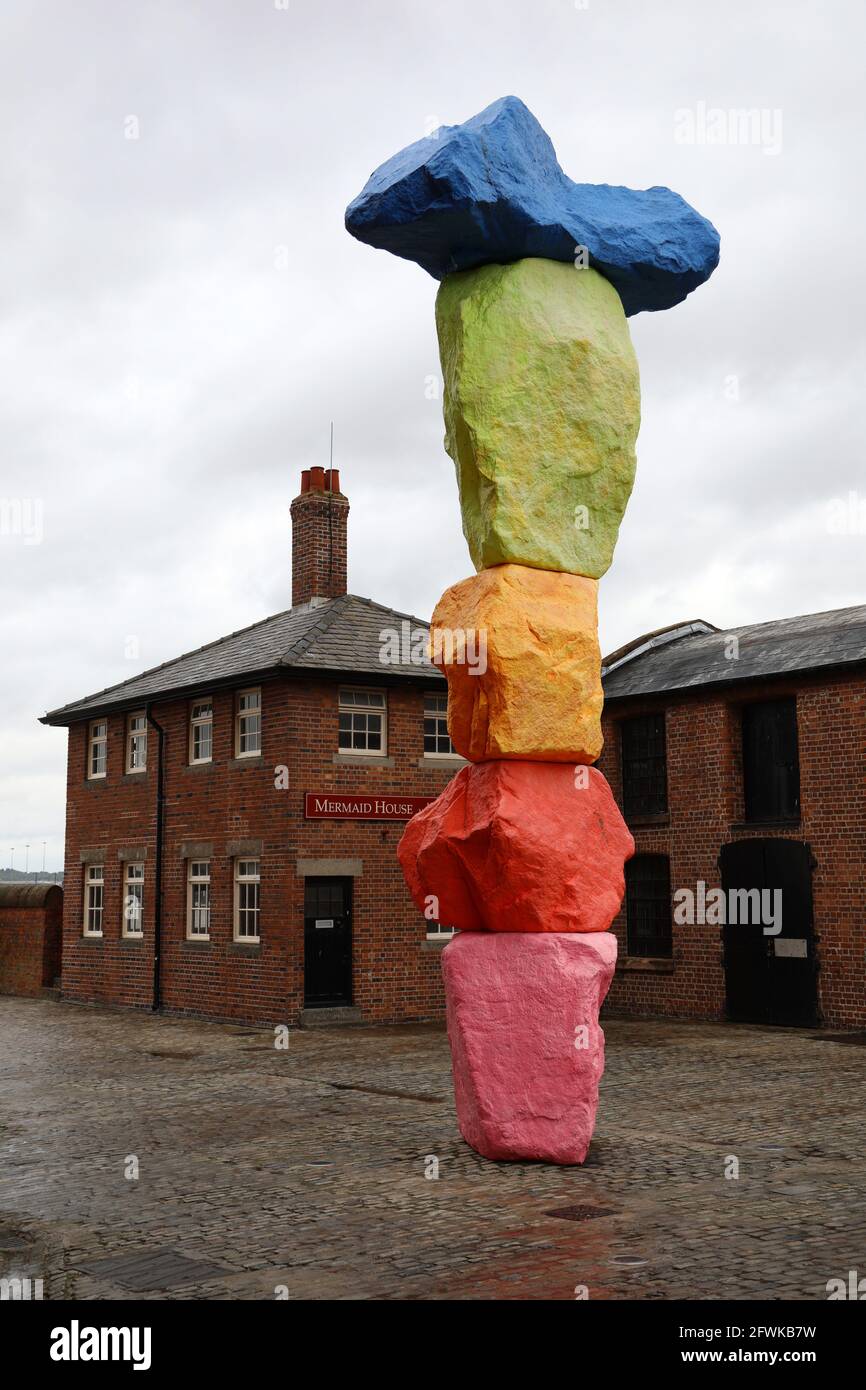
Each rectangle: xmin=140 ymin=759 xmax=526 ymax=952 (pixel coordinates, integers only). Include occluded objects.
xmin=436 ymin=259 xmax=640 ymax=578
xmin=430 ymin=565 xmax=603 ymax=763
xmin=346 ymin=97 xmax=719 ymax=1163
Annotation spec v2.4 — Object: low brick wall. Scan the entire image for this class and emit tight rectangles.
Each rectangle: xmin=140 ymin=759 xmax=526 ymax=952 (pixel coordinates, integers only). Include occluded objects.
xmin=0 ymin=884 xmax=63 ymax=997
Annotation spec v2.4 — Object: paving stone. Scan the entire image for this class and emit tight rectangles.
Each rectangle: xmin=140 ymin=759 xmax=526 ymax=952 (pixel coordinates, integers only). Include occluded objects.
xmin=0 ymin=998 xmax=863 ymax=1300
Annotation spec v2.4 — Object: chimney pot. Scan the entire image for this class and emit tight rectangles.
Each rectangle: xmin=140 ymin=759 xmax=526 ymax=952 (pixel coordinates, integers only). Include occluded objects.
xmin=300 ymin=469 xmax=311 ymax=494
xmin=309 ymin=465 xmax=325 ymax=492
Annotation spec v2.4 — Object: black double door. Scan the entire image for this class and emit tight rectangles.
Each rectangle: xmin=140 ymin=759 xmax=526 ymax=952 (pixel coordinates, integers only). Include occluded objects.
xmin=304 ymin=877 xmax=353 ymax=1008
xmin=719 ymin=838 xmax=818 ymax=1027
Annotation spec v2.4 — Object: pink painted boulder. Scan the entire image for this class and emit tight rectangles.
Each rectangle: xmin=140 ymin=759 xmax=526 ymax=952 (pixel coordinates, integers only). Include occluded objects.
xmin=397 ymin=760 xmax=633 ymax=933
xmin=442 ymin=930 xmax=617 ymax=1164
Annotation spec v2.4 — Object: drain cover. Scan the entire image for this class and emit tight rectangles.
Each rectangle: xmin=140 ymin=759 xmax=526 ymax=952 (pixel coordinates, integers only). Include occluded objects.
xmin=78 ymin=1249 xmax=228 ymax=1291
xmin=543 ymin=1205 xmax=618 ymax=1222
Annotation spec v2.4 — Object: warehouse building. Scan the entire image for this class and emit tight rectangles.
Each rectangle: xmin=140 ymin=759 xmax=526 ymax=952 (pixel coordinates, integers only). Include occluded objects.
xmin=598 ymin=608 xmax=866 ymax=1031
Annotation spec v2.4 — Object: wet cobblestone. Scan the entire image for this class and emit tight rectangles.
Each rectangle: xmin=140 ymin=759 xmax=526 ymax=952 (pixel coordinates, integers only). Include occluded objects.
xmin=0 ymin=997 xmax=863 ymax=1300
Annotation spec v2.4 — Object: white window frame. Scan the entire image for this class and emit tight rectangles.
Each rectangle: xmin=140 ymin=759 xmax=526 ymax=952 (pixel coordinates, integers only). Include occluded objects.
xmin=338 ymin=687 xmax=387 ymax=756
xmin=126 ymin=711 xmax=147 ymax=773
xmin=235 ymin=688 xmax=261 ymax=759
xmin=189 ymin=699 xmax=213 ymax=764
xmin=88 ymin=719 xmax=108 ymax=779
xmin=83 ymin=864 xmax=104 ymax=937
xmin=233 ymin=858 xmax=261 ymax=942
xmin=186 ymin=860 xmax=211 ymax=940
xmin=122 ymin=861 xmax=144 ymax=938
xmin=423 ymin=692 xmax=455 ymax=758
xmin=426 ymin=922 xmax=457 ymax=942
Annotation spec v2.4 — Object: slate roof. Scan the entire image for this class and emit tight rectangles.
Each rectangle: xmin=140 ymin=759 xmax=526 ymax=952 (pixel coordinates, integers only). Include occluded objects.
xmin=603 ymin=604 xmax=866 ymax=700
xmin=41 ymin=594 xmax=443 ymax=726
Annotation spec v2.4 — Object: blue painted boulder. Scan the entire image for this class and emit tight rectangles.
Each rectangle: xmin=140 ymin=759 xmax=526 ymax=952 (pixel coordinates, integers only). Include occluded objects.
xmin=345 ymin=96 xmax=720 ymax=316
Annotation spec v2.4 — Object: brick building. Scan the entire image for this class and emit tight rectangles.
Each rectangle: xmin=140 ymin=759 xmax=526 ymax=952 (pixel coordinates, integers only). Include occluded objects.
xmin=598 ymin=611 xmax=866 ymax=1031
xmin=41 ymin=469 xmax=462 ymax=1027
xmin=41 ymin=469 xmax=865 ymax=1032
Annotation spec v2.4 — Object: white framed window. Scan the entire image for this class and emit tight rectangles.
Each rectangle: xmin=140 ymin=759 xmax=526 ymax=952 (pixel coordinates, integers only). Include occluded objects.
xmin=338 ymin=687 xmax=386 ymax=755
xmin=234 ymin=859 xmax=260 ymax=942
xmin=88 ymin=719 xmax=108 ymax=778
xmin=187 ymin=860 xmax=211 ymax=940
xmin=235 ymin=688 xmax=261 ymax=758
xmin=122 ymin=862 xmax=144 ymax=937
xmin=126 ymin=711 xmax=147 ymax=773
xmin=83 ymin=864 xmax=104 ymax=937
xmin=189 ymin=700 xmax=213 ymax=764
xmin=423 ymin=693 xmax=454 ymax=757
xmin=426 ymin=922 xmax=457 ymax=942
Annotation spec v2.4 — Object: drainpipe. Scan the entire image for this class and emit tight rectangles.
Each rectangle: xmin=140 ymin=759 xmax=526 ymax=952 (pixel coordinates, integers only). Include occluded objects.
xmin=146 ymin=705 xmax=166 ymax=1012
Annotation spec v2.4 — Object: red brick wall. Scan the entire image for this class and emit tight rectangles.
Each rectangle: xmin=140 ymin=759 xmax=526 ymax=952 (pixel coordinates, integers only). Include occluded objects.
xmin=598 ymin=671 xmax=866 ymax=1029
xmin=290 ymin=475 xmax=349 ymax=606
xmin=61 ymin=677 xmax=458 ymax=1026
xmin=0 ymin=888 xmax=63 ymax=997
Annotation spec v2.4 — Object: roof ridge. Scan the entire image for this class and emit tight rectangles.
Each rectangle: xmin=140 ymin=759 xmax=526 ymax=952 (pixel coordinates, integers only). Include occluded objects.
xmin=42 ymin=602 xmax=301 ymax=718
xmin=279 ymin=594 xmax=350 ymax=664
xmin=342 ymin=592 xmax=432 ymax=629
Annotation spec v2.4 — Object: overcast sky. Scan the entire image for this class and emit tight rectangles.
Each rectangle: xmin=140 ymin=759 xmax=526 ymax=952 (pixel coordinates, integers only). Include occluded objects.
xmin=2 ymin=0 xmax=864 ymax=871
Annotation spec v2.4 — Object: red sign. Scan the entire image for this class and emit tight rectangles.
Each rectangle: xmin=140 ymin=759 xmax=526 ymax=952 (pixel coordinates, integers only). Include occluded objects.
xmin=304 ymin=792 xmax=435 ymax=821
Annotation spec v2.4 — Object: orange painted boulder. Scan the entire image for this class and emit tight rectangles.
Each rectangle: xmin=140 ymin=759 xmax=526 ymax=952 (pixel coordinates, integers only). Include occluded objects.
xmin=443 ymin=930 xmax=617 ymax=1163
xmin=430 ymin=564 xmax=602 ymax=763
xmin=397 ymin=760 xmax=633 ymax=933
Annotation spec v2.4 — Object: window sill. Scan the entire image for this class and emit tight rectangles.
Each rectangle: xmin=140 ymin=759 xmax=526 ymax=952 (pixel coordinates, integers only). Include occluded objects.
xmin=422 ymin=937 xmax=455 ymax=950
xmin=185 ymin=760 xmax=215 ymax=772
xmin=182 ymin=937 xmax=211 ymax=949
xmin=617 ymin=955 xmax=675 ymax=974
xmin=120 ymin=935 xmax=144 ymax=946
xmin=230 ymin=755 xmax=264 ymax=768
xmin=729 ymin=819 xmax=801 ymax=832
xmin=229 ymin=941 xmax=261 ymax=956
xmin=417 ymin=755 xmax=466 ymax=769
xmin=625 ymin=812 xmax=670 ymax=828
xmin=121 ymin=771 xmax=149 ymax=783
xmin=80 ymin=934 xmax=103 ymax=943
xmin=332 ymin=753 xmax=394 ymax=768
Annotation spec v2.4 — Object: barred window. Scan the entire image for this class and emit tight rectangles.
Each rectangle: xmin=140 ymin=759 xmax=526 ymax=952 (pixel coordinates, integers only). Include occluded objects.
xmin=187 ymin=860 xmax=211 ymax=939
xmin=625 ymin=855 xmax=672 ymax=958
xmin=122 ymin=862 xmax=144 ymax=937
xmin=423 ymin=693 xmax=454 ymax=757
xmin=338 ymin=688 xmax=386 ymax=755
xmin=742 ymin=698 xmax=800 ymax=822
xmin=88 ymin=720 xmax=107 ymax=779
xmin=235 ymin=689 xmax=261 ymax=758
xmin=83 ymin=864 xmax=104 ymax=937
xmin=234 ymin=859 xmax=260 ymax=942
xmin=126 ymin=712 xmax=147 ymax=773
xmin=620 ymin=713 xmax=667 ymax=818
xmin=190 ymin=701 xmax=213 ymax=764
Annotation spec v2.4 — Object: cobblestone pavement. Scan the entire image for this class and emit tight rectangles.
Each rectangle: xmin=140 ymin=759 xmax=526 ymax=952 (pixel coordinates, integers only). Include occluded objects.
xmin=0 ymin=996 xmax=863 ymax=1300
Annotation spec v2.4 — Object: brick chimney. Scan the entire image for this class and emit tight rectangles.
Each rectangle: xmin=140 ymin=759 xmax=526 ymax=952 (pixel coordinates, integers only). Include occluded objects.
xmin=290 ymin=468 xmax=349 ymax=606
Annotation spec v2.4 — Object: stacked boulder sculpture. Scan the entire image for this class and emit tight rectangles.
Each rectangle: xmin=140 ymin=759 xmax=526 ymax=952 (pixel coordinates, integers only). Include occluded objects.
xmin=346 ymin=95 xmax=719 ymax=1163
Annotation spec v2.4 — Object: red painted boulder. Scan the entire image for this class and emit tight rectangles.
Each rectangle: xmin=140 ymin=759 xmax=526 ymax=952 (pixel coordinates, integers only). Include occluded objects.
xmin=397 ymin=761 xmax=633 ymax=933
xmin=442 ymin=930 xmax=617 ymax=1163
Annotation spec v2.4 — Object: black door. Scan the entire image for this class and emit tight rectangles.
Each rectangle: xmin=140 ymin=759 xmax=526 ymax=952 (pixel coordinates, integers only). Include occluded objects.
xmin=719 ymin=838 xmax=818 ymax=1027
xmin=304 ymin=877 xmax=353 ymax=1007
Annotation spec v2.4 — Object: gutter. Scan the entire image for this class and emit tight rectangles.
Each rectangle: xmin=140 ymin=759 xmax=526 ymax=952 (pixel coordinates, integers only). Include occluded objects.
xmin=145 ymin=704 xmax=166 ymax=1012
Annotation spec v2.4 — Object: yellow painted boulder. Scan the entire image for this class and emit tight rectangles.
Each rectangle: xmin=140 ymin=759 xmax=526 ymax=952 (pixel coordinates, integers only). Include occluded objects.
xmin=430 ymin=563 xmax=603 ymax=763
